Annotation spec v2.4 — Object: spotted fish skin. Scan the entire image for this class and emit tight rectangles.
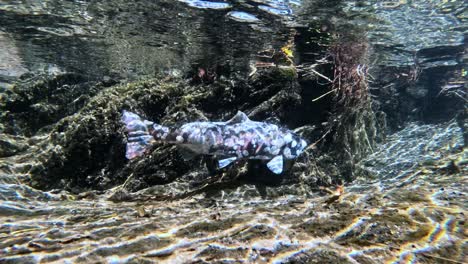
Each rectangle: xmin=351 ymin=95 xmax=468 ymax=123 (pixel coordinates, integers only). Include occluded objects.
xmin=122 ymin=110 xmax=307 ymax=174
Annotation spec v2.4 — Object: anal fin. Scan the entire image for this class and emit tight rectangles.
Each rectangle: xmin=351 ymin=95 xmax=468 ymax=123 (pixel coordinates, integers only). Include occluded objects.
xmin=218 ymin=157 xmax=237 ymax=169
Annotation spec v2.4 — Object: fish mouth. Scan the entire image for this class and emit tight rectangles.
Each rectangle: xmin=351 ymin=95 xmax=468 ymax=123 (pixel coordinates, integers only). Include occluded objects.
xmin=298 ymin=139 xmax=308 ymax=153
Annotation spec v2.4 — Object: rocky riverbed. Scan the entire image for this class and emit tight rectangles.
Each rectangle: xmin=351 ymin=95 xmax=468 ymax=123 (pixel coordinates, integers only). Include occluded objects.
xmin=1 ymin=112 xmax=465 ymax=263
xmin=0 ymin=76 xmax=466 ymax=263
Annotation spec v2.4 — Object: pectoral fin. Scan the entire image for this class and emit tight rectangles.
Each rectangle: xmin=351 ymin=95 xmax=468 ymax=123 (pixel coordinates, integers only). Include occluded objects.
xmin=266 ymin=155 xmax=283 ymax=174
xmin=218 ymin=157 xmax=237 ymax=169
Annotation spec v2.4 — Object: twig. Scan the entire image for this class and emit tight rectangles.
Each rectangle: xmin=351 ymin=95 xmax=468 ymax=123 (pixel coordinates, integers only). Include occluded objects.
xmin=306 ymin=129 xmax=332 ymax=151
xmin=309 ymin=68 xmax=333 ymax=82
xmin=312 ymin=89 xmax=336 ymax=102
xmin=453 ymin=92 xmax=468 ymax=103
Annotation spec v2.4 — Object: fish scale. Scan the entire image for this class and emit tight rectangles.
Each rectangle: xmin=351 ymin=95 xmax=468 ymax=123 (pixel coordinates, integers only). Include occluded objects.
xmin=122 ymin=110 xmax=307 ymax=174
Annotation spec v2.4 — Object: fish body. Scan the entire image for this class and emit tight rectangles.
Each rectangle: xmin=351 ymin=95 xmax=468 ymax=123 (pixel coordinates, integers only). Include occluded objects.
xmin=122 ymin=110 xmax=307 ymax=174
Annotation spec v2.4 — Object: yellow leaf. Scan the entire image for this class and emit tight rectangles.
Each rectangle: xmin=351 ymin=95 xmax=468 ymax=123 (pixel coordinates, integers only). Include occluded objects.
xmin=281 ymin=44 xmax=294 ymax=58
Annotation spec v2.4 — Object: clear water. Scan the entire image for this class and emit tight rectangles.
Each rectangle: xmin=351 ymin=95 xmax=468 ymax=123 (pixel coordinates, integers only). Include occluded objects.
xmin=0 ymin=0 xmax=302 ymax=85
xmin=0 ymin=0 xmax=466 ymax=263
xmin=1 ymin=0 xmax=464 ymax=81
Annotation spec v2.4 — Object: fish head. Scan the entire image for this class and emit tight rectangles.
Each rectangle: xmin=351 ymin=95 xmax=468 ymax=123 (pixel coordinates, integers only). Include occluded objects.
xmin=287 ymin=136 xmax=307 ymax=158
xmin=296 ymin=139 xmax=308 ymax=155
xmin=279 ymin=133 xmax=308 ymax=159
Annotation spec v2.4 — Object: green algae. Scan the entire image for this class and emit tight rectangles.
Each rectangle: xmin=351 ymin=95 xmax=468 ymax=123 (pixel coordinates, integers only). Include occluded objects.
xmin=275 ymin=66 xmax=298 ymax=81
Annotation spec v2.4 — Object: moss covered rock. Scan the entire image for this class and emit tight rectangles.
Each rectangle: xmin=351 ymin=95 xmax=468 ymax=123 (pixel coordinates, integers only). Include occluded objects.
xmin=0 ymin=66 xmax=320 ymax=194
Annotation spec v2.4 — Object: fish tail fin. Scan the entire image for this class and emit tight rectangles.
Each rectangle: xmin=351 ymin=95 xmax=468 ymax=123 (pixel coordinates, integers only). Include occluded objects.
xmin=121 ymin=110 xmax=156 ymax=159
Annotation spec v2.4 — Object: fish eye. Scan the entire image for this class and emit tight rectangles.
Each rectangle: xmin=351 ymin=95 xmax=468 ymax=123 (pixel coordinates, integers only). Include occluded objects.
xmin=290 ymin=140 xmax=297 ymax=148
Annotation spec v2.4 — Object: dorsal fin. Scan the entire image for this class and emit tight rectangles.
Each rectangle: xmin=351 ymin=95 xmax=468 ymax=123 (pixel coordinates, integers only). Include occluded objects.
xmin=226 ymin=111 xmax=250 ymax=124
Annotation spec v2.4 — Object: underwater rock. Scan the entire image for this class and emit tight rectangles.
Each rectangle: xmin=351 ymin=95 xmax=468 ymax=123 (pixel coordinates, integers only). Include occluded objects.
xmin=278 ymin=246 xmax=355 ymax=264
xmin=0 ymin=134 xmax=28 ymax=157
xmin=357 ymin=120 xmax=465 ymax=180
xmin=369 ymin=63 xmax=465 ymax=130
xmin=0 ymin=73 xmax=108 ymax=136
xmin=0 ymin=65 xmax=326 ymax=194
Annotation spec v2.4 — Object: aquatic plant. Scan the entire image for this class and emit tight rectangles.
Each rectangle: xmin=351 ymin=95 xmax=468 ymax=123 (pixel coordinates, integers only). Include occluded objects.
xmin=317 ymin=33 xmax=379 ymax=183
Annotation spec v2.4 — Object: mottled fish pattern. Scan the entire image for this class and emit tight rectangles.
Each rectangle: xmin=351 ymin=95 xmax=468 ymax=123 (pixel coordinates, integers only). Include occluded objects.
xmin=122 ymin=110 xmax=307 ymax=174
